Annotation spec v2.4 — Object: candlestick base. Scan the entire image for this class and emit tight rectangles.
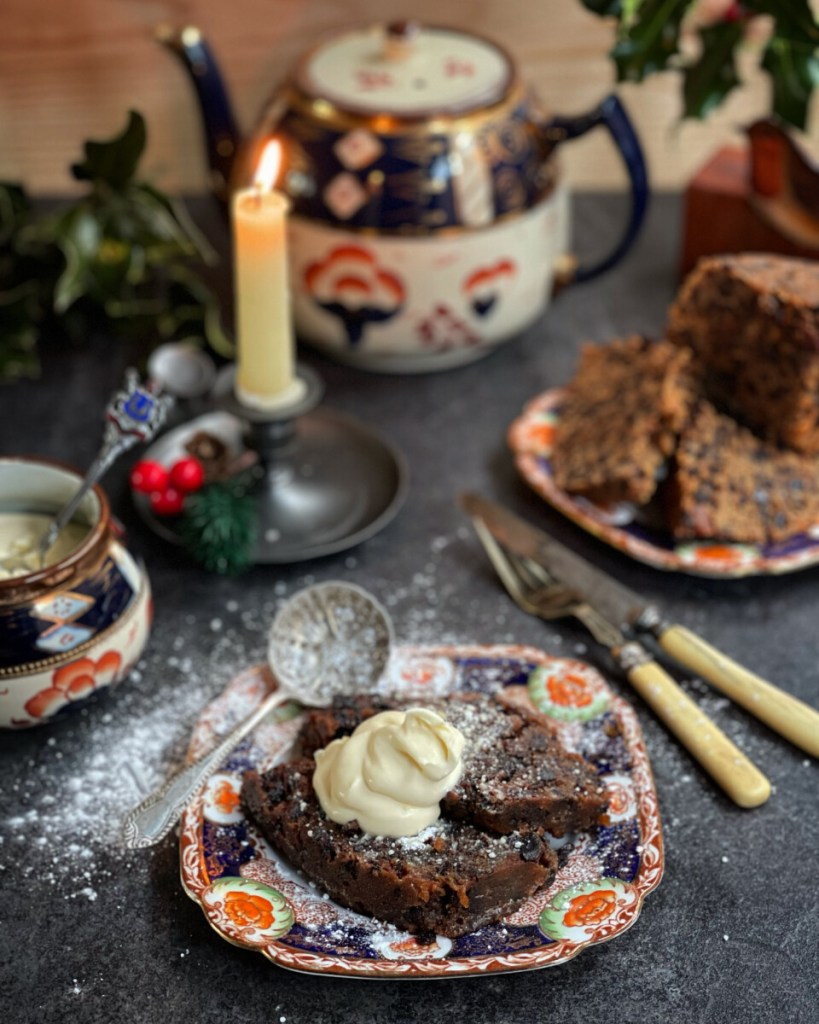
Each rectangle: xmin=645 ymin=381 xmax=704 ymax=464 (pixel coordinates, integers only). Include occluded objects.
xmin=213 ymin=364 xmax=408 ymax=563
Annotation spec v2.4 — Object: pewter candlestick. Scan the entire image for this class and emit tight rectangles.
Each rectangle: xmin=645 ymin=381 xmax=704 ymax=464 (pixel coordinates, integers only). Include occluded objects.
xmin=215 ymin=363 xmax=408 ymax=564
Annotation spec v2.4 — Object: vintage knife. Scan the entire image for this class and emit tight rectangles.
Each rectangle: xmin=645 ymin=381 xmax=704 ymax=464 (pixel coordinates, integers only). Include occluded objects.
xmin=461 ymin=492 xmax=819 ymax=759
xmin=470 ymin=514 xmax=770 ymax=808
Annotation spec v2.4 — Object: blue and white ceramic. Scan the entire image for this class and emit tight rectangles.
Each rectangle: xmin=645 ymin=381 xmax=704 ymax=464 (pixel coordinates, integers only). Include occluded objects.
xmin=180 ymin=646 xmax=663 ymax=977
xmin=0 ymin=458 xmax=152 ymax=728
xmin=163 ymin=21 xmax=649 ymax=372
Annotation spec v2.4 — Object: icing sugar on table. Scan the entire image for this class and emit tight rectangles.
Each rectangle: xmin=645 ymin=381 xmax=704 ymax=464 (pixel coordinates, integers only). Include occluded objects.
xmin=0 ymin=532 xmax=496 ymax=897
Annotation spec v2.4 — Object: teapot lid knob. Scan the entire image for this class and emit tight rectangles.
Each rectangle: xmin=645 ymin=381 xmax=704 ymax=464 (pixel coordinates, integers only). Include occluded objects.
xmin=384 ymin=20 xmax=420 ymax=61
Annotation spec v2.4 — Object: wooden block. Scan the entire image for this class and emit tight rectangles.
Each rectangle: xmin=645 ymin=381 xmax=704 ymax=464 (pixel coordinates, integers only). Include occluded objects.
xmin=680 ymin=145 xmax=819 ymax=279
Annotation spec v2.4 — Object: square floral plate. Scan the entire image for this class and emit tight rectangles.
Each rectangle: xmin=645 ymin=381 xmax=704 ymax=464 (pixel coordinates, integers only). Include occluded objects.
xmin=509 ymin=389 xmax=819 ymax=578
xmin=180 ymin=644 xmax=663 ymax=978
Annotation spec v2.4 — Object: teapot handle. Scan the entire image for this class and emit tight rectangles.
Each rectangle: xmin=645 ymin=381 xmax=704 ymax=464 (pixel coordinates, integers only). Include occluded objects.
xmin=156 ymin=25 xmax=240 ymax=201
xmin=545 ymin=94 xmax=649 ymax=284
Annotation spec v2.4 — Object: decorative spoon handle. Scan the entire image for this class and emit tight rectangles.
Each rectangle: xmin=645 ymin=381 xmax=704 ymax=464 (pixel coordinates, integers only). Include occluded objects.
xmin=38 ymin=369 xmax=173 ymax=558
xmin=121 ymin=688 xmax=291 ymax=849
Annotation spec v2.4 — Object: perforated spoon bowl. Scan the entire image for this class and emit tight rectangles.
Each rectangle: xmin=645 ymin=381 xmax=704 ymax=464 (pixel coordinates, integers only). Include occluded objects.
xmin=121 ymin=581 xmax=393 ymax=849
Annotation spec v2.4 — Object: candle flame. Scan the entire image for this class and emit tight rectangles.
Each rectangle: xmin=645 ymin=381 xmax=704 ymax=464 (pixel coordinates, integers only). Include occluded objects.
xmin=254 ymin=141 xmax=282 ymax=192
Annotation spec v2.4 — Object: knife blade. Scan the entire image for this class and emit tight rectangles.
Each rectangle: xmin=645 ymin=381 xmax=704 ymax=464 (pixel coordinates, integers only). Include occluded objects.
xmin=460 ymin=492 xmax=819 ymax=758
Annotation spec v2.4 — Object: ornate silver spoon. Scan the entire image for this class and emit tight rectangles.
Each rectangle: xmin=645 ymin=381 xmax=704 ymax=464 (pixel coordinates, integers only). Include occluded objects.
xmin=120 ymin=581 xmax=393 ymax=849
xmin=0 ymin=369 xmax=172 ymax=575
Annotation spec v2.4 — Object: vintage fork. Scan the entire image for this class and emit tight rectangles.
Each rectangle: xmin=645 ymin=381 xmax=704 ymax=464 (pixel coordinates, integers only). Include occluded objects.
xmin=471 ymin=516 xmax=771 ymax=808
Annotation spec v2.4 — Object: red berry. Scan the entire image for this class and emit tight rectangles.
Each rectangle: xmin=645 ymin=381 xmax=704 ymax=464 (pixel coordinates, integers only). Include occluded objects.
xmin=130 ymin=460 xmax=169 ymax=494
xmin=169 ymin=456 xmax=205 ymax=493
xmin=149 ymin=486 xmax=185 ymax=516
xmin=723 ymin=2 xmax=745 ymax=23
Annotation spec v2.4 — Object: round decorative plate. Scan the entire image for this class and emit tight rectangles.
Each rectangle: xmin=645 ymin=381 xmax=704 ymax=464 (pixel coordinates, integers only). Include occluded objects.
xmin=132 ymin=410 xmax=409 ymax=564
xmin=180 ymin=644 xmax=663 ymax=978
xmin=509 ymin=389 xmax=819 ymax=579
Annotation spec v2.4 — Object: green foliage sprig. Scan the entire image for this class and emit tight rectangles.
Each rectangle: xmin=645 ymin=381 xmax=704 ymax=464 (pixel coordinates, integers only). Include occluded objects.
xmin=178 ymin=470 xmax=258 ymax=575
xmin=581 ymin=0 xmax=819 ymax=129
xmin=0 ymin=110 xmax=232 ymax=381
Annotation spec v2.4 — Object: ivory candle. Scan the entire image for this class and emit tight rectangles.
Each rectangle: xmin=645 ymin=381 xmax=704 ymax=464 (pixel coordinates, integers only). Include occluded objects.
xmin=232 ymin=141 xmax=305 ymax=410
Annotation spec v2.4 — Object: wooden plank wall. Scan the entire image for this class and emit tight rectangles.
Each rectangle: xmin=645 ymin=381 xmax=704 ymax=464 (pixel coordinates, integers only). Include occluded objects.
xmin=1 ymin=0 xmax=816 ymax=195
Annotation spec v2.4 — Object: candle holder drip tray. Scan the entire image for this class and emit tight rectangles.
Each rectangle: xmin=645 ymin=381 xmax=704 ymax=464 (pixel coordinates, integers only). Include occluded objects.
xmin=132 ymin=365 xmax=408 ymax=564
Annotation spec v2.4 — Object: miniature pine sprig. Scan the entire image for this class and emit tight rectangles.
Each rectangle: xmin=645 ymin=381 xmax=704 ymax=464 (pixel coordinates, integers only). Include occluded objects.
xmin=177 ymin=470 xmax=258 ymax=574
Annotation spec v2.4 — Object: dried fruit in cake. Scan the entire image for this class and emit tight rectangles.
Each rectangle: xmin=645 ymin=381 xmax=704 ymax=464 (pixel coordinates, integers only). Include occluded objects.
xmin=300 ymin=689 xmax=607 ymax=838
xmin=241 ymin=756 xmax=559 ymax=939
xmin=664 ymin=400 xmax=819 ymax=544
xmin=240 ymin=688 xmax=608 ymax=938
xmin=667 ymin=253 xmax=819 ymax=454
xmin=550 ymin=335 xmax=696 ymax=506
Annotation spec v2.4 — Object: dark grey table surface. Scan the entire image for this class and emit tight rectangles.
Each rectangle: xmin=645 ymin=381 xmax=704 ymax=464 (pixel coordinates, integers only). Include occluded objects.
xmin=1 ymin=194 xmax=817 ymax=1024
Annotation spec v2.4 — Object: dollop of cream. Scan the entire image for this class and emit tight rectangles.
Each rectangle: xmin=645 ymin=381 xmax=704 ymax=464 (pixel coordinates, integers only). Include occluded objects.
xmin=313 ymin=708 xmax=465 ymax=838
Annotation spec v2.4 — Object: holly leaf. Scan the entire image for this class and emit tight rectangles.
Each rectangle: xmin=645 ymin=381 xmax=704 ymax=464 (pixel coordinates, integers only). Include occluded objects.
xmin=579 ymin=0 xmax=625 ymax=15
xmin=0 ymin=284 xmax=41 ymax=379
xmin=762 ymin=35 xmax=819 ymax=131
xmin=582 ymin=0 xmax=819 ymax=126
xmin=71 ymin=110 xmax=147 ymax=189
xmin=746 ymin=0 xmax=819 ymax=45
xmin=683 ymin=21 xmax=745 ymax=120
xmin=164 ymin=265 xmax=235 ymax=357
xmin=0 ymin=183 xmax=31 ymax=245
xmin=51 ymin=205 xmax=103 ymax=313
xmin=137 ymin=183 xmax=218 ymax=266
xmin=0 ymin=110 xmax=226 ymax=383
xmin=609 ymin=0 xmax=691 ymax=82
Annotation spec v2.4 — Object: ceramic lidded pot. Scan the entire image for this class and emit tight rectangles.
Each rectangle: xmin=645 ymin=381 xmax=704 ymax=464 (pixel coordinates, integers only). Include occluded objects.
xmin=163 ymin=21 xmax=649 ymax=372
xmin=0 ymin=458 xmax=152 ymax=728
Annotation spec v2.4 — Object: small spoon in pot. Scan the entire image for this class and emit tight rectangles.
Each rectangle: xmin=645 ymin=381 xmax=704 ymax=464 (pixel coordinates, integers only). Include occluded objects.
xmin=0 ymin=369 xmax=172 ymax=576
xmin=120 ymin=581 xmax=394 ymax=849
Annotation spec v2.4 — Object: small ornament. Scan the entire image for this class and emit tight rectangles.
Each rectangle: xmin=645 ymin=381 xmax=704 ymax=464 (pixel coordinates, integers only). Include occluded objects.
xmin=134 ymin=454 xmax=206 ymax=517
xmin=149 ymin=485 xmax=185 ymax=517
xmin=131 ymin=431 xmax=259 ymax=573
xmin=184 ymin=431 xmax=233 ymax=483
xmin=169 ymin=456 xmax=206 ymax=493
xmin=130 ymin=459 xmax=170 ymax=494
xmin=177 ymin=470 xmax=258 ymax=574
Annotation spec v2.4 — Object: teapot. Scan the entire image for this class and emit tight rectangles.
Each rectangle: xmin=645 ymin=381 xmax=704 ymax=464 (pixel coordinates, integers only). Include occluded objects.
xmin=160 ymin=21 xmax=648 ymax=373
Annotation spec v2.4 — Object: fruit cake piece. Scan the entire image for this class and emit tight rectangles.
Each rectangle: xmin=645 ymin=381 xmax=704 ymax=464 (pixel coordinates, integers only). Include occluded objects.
xmin=664 ymin=400 xmax=819 ymax=544
xmin=667 ymin=253 xmax=819 ymax=454
xmin=241 ymin=756 xmax=558 ymax=939
xmin=298 ymin=688 xmax=607 ymax=838
xmin=550 ymin=335 xmax=696 ymax=506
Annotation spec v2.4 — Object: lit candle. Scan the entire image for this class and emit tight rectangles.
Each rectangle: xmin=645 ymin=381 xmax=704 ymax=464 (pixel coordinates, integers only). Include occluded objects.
xmin=232 ymin=141 xmax=306 ymax=410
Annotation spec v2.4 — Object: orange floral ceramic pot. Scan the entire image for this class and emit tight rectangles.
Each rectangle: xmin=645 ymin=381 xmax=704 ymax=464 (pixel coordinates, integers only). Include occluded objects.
xmin=0 ymin=457 xmax=152 ymax=728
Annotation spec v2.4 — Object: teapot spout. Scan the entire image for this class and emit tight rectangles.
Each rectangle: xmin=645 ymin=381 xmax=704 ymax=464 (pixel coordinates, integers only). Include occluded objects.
xmin=156 ymin=24 xmax=240 ymax=203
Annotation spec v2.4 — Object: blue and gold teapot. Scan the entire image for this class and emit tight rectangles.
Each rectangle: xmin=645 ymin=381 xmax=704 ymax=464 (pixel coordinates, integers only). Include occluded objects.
xmin=162 ymin=20 xmax=648 ymax=372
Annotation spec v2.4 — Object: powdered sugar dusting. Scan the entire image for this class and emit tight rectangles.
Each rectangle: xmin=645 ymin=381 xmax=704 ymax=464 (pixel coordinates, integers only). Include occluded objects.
xmin=0 ymin=529 xmax=497 ymax=894
xmin=1 ymin=602 xmax=272 ymax=890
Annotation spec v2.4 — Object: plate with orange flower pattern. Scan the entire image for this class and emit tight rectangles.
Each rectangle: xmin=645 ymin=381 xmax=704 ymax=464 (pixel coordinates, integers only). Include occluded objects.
xmin=508 ymin=389 xmax=819 ymax=578
xmin=179 ymin=644 xmax=663 ymax=978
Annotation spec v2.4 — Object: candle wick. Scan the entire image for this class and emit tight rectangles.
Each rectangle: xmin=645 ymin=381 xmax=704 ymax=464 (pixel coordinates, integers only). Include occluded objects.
xmin=253 ymin=181 xmax=264 ymax=208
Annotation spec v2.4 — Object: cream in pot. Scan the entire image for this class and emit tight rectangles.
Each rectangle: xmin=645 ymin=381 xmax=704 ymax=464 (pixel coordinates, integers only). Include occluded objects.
xmin=0 ymin=458 xmax=152 ymax=729
xmin=0 ymin=513 xmax=90 ymax=580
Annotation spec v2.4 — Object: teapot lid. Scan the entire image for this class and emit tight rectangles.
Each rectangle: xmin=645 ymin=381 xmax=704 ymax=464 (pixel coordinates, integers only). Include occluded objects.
xmin=294 ymin=22 xmax=514 ymax=118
